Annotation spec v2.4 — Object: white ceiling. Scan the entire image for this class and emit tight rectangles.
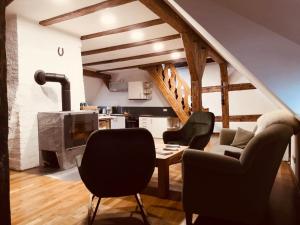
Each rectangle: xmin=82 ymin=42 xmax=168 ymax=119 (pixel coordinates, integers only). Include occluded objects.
xmin=6 ymin=0 xmax=185 ymax=72
xmin=6 ymin=0 xmax=107 ymax=22
xmin=82 ymin=23 xmax=178 ymax=51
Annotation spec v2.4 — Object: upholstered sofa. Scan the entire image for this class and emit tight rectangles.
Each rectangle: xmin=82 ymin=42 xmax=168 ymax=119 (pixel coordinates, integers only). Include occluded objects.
xmin=211 ymin=110 xmax=300 ymax=157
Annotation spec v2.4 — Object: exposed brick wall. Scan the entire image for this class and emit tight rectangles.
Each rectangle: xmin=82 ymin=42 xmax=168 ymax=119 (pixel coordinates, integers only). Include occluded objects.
xmin=6 ymin=16 xmax=85 ymax=170
xmin=6 ymin=15 xmax=21 ymax=170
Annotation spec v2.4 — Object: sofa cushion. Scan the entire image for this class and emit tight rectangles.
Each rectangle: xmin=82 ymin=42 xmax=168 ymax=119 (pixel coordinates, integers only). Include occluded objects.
xmin=230 ymin=127 xmax=254 ymax=149
xmin=210 ymin=145 xmax=243 ymax=156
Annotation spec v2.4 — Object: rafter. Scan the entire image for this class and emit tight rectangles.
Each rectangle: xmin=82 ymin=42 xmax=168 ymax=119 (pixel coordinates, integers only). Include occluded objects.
xmin=83 ymin=69 xmax=111 ymax=88
xmin=83 ymin=48 xmax=184 ymax=66
xmin=81 ymin=34 xmax=181 ymax=56
xmin=139 ymin=0 xmax=189 ymax=33
xmin=39 ymin=0 xmax=136 ymax=26
xmin=81 ymin=19 xmax=164 ymax=40
xmin=94 ymin=58 xmax=186 ymax=72
xmin=6 ymin=0 xmax=14 ymax=6
xmin=139 ymin=0 xmax=225 ymax=64
xmin=174 ymin=58 xmax=214 ymax=67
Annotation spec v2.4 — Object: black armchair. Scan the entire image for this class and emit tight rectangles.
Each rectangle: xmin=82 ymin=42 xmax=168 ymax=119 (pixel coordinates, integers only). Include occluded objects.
xmin=163 ymin=112 xmax=215 ymax=149
xmin=78 ymin=128 xmax=156 ymax=225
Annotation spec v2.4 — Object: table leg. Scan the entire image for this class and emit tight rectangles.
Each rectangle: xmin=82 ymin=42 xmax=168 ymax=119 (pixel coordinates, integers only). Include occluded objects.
xmin=157 ymin=161 xmax=169 ymax=198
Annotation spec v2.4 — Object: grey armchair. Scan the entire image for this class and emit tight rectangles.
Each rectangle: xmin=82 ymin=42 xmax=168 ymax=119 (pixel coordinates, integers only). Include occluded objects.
xmin=163 ymin=112 xmax=215 ymax=149
xmin=182 ymin=124 xmax=293 ymax=225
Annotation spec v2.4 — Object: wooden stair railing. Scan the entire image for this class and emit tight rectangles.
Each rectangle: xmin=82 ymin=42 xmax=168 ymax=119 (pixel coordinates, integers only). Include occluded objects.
xmin=144 ymin=64 xmax=191 ymax=123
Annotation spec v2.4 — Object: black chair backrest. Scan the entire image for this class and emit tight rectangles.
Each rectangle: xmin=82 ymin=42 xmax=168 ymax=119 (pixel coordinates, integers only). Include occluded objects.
xmin=181 ymin=112 xmax=215 ymax=143
xmin=79 ymin=128 xmax=156 ymax=198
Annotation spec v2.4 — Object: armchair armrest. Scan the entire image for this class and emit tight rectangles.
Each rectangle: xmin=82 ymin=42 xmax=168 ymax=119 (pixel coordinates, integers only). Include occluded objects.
xmin=163 ymin=129 xmax=182 ymax=144
xmin=220 ymin=128 xmax=237 ymax=145
xmin=182 ymin=149 xmax=245 ymax=214
xmin=188 ymin=133 xmax=212 ymax=150
xmin=182 ymin=149 xmax=243 ymax=175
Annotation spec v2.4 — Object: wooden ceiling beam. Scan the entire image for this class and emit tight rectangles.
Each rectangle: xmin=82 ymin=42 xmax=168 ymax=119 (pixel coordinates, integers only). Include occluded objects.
xmin=208 ymin=48 xmax=225 ymax=64
xmin=81 ymin=18 xmax=164 ymax=40
xmin=215 ymin=115 xmax=261 ymax=122
xmin=6 ymin=0 xmax=14 ymax=6
xmin=83 ymin=69 xmax=111 ymax=79
xmin=81 ymin=34 xmax=181 ymax=56
xmin=139 ymin=0 xmax=225 ymax=63
xmin=174 ymin=58 xmax=214 ymax=67
xmin=139 ymin=0 xmax=189 ymax=33
xmin=95 ymin=58 xmax=186 ymax=72
xmin=39 ymin=0 xmax=136 ymax=26
xmin=93 ymin=57 xmax=218 ymax=72
xmin=83 ymin=48 xmax=185 ymax=66
xmin=83 ymin=69 xmax=111 ymax=88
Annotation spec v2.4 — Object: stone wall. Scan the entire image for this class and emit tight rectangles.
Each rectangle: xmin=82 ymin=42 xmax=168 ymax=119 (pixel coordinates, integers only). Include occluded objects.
xmin=6 ymin=15 xmax=21 ymax=170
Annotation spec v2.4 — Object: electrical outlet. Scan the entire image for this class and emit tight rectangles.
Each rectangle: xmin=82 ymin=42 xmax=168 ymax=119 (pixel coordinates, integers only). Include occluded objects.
xmin=163 ymin=108 xmax=168 ymax=112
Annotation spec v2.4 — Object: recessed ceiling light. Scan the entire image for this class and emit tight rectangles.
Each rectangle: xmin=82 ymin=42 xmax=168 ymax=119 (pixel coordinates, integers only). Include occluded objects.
xmin=153 ymin=42 xmax=165 ymax=52
xmin=170 ymin=52 xmax=181 ymax=60
xmin=100 ymin=12 xmax=117 ymax=26
xmin=130 ymin=30 xmax=144 ymax=41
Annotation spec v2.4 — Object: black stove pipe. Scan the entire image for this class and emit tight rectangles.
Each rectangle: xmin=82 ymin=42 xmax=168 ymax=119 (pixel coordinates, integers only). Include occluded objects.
xmin=34 ymin=70 xmax=71 ymax=111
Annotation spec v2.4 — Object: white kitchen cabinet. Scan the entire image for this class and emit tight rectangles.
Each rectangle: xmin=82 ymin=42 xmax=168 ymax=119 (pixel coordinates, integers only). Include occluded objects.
xmin=128 ymin=81 xmax=152 ymax=100
xmin=139 ymin=117 xmax=152 ymax=131
xmin=139 ymin=117 xmax=179 ymax=138
xmin=111 ymin=116 xmax=125 ymax=129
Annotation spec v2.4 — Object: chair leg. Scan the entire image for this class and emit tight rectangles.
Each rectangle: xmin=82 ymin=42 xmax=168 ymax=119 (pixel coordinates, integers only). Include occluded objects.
xmin=185 ymin=212 xmax=193 ymax=225
xmin=135 ymin=194 xmax=150 ymax=225
xmin=89 ymin=196 xmax=101 ymax=225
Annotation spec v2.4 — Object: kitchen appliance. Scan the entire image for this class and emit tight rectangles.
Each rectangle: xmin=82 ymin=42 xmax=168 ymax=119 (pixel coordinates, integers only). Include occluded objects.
xmin=125 ymin=115 xmax=139 ymax=128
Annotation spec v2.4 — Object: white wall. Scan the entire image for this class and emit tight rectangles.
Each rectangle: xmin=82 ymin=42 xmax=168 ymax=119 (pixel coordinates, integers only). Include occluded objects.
xmin=7 ymin=16 xmax=85 ymax=170
xmin=84 ymin=68 xmax=169 ymax=107
xmin=178 ymin=63 xmax=278 ymax=132
xmin=84 ymin=63 xmax=278 ymax=132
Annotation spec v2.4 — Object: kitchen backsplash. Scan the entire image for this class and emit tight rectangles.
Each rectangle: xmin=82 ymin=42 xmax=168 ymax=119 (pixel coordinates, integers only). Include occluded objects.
xmin=98 ymin=106 xmax=177 ymax=117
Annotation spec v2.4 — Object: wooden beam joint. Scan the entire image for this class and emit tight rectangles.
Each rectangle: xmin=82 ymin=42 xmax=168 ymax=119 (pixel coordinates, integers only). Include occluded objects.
xmin=83 ymin=69 xmax=111 ymax=88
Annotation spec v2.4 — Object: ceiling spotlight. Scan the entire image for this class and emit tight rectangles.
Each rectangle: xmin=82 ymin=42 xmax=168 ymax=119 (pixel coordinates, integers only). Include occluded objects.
xmin=153 ymin=42 xmax=165 ymax=52
xmin=100 ymin=12 xmax=117 ymax=26
xmin=170 ymin=52 xmax=181 ymax=60
xmin=130 ymin=30 xmax=145 ymax=41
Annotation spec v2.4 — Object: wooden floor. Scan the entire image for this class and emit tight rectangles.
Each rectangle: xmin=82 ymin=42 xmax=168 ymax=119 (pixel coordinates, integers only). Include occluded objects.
xmin=10 ymin=138 xmax=300 ymax=225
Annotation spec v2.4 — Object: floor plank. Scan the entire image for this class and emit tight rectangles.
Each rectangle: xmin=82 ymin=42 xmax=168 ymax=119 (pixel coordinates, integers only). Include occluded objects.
xmin=10 ymin=137 xmax=300 ymax=225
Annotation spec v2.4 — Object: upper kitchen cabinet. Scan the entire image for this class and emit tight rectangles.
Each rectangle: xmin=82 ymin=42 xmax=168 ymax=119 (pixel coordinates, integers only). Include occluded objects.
xmin=128 ymin=81 xmax=152 ymax=100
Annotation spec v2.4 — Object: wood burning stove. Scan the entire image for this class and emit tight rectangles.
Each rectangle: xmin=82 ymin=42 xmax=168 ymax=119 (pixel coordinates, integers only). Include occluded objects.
xmin=37 ymin=111 xmax=98 ymax=169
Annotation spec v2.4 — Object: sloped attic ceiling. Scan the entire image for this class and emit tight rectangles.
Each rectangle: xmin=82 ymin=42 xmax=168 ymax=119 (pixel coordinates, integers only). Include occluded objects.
xmin=167 ymin=0 xmax=300 ymax=118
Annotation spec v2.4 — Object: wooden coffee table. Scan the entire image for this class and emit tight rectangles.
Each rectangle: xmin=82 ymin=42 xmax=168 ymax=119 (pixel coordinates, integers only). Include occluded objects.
xmin=155 ymin=143 xmax=188 ymax=198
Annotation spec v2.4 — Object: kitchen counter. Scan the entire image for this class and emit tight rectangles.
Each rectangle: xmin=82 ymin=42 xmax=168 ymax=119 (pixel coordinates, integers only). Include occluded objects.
xmin=98 ymin=114 xmax=114 ymax=119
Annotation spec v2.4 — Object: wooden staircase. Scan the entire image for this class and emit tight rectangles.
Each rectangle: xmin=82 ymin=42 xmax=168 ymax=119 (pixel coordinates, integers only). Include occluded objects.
xmin=144 ymin=64 xmax=191 ymax=123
